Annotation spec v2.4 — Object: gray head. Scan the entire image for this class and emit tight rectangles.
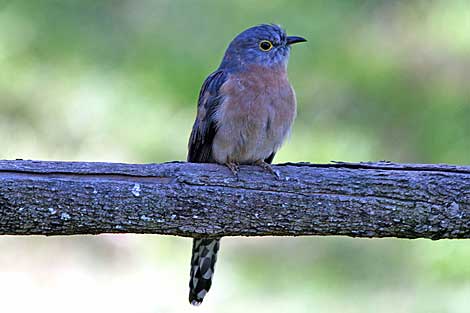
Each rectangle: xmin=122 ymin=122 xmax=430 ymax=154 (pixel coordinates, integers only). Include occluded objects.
xmin=219 ymin=24 xmax=306 ymax=71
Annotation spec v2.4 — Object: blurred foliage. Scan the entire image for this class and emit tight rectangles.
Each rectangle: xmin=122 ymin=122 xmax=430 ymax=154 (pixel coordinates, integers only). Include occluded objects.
xmin=0 ymin=1 xmax=469 ymax=312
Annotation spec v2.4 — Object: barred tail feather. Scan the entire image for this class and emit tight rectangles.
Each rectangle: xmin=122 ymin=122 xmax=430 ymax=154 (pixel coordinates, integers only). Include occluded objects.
xmin=189 ymin=238 xmax=220 ymax=305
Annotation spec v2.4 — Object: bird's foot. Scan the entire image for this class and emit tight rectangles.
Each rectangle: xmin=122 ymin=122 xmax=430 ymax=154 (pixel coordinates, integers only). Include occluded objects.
xmin=254 ymin=160 xmax=281 ymax=180
xmin=225 ymin=162 xmax=240 ymax=177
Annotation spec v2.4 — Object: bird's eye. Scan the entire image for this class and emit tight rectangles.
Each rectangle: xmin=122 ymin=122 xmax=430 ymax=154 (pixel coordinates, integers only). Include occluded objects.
xmin=259 ymin=40 xmax=273 ymax=51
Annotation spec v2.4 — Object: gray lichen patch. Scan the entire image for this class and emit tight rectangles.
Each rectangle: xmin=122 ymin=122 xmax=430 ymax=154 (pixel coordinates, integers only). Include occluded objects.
xmin=131 ymin=184 xmax=141 ymax=197
xmin=140 ymin=215 xmax=151 ymax=221
xmin=60 ymin=212 xmax=71 ymax=220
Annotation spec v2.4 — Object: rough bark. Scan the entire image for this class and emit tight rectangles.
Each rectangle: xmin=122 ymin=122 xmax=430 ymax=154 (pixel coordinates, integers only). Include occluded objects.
xmin=0 ymin=160 xmax=469 ymax=240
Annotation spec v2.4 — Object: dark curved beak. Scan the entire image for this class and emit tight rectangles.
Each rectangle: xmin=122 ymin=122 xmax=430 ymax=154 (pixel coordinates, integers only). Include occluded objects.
xmin=286 ymin=36 xmax=307 ymax=45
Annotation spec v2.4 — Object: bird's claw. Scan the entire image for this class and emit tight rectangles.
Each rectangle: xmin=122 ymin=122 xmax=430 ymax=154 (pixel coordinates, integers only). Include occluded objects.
xmin=225 ymin=162 xmax=240 ymax=177
xmin=254 ymin=160 xmax=281 ymax=180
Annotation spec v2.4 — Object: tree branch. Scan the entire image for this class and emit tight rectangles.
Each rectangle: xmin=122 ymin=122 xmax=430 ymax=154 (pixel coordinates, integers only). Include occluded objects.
xmin=0 ymin=160 xmax=469 ymax=240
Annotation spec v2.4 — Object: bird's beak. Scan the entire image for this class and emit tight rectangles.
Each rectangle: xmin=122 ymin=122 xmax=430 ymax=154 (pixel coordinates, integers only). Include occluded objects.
xmin=286 ymin=36 xmax=307 ymax=45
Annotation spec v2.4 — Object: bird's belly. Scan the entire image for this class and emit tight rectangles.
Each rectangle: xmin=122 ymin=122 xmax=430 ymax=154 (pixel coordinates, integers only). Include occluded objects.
xmin=212 ymin=97 xmax=294 ymax=164
xmin=211 ymin=68 xmax=296 ymax=165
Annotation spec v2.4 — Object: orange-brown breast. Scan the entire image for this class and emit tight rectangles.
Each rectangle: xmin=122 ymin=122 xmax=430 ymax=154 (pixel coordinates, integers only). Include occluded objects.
xmin=212 ymin=64 xmax=296 ymax=164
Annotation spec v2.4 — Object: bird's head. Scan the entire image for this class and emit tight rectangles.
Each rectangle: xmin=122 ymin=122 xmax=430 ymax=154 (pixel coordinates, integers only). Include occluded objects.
xmin=220 ymin=24 xmax=306 ymax=71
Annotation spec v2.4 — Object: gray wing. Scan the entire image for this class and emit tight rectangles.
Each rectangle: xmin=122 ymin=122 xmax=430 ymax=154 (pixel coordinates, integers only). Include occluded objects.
xmin=265 ymin=152 xmax=276 ymax=164
xmin=187 ymin=70 xmax=227 ymax=163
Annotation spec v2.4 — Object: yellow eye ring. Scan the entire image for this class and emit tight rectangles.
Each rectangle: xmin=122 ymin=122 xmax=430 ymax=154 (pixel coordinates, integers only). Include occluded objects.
xmin=259 ymin=40 xmax=273 ymax=51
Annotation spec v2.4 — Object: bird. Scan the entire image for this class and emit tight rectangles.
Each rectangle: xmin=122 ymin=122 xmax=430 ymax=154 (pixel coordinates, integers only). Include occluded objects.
xmin=187 ymin=24 xmax=306 ymax=305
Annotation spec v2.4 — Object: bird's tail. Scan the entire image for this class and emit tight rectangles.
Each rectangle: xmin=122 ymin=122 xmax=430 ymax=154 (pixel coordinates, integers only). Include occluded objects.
xmin=189 ymin=238 xmax=220 ymax=305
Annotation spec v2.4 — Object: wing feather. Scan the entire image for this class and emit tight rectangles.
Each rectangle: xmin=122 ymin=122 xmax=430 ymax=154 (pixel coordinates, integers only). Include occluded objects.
xmin=187 ymin=70 xmax=227 ymax=163
xmin=264 ymin=152 xmax=276 ymax=164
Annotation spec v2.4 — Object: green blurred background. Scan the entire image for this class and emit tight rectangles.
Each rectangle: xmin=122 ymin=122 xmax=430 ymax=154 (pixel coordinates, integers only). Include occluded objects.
xmin=1 ymin=1 xmax=470 ymax=312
